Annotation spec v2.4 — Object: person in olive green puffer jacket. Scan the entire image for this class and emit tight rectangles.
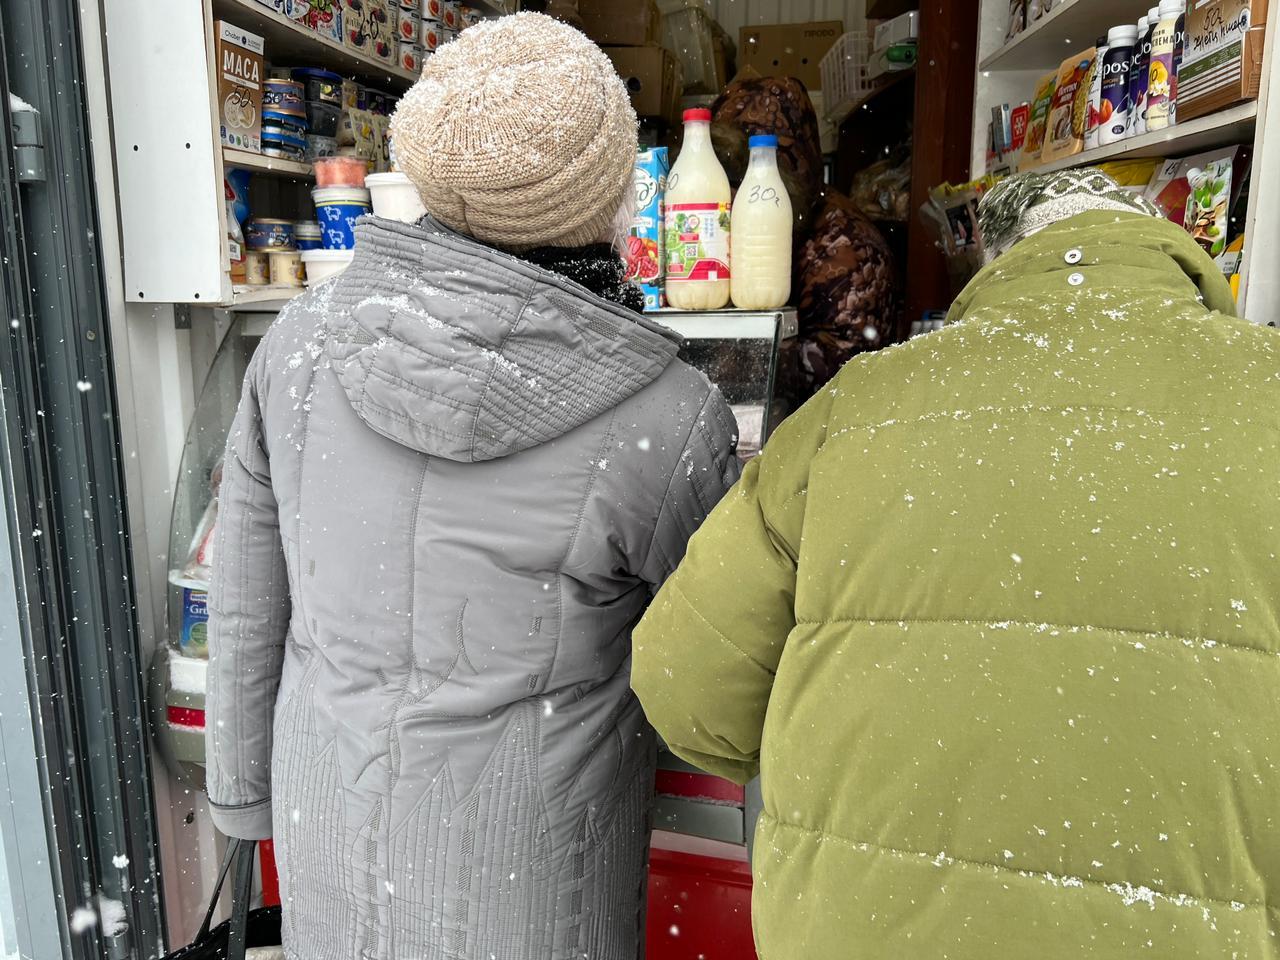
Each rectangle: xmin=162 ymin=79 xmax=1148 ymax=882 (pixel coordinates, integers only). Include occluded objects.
xmin=633 ymin=170 xmax=1280 ymax=958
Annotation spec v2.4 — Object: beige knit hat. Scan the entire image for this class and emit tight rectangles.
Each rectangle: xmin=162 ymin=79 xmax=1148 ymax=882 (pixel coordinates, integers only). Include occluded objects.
xmin=390 ymin=12 xmax=638 ymax=250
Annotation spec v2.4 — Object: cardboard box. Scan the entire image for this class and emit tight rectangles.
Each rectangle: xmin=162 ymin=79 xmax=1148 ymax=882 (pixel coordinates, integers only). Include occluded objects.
xmin=738 ymin=20 xmax=843 ymax=90
xmin=579 ymin=0 xmax=661 ymax=46
xmin=874 ymin=10 xmax=918 ymax=50
xmin=1178 ymin=0 xmax=1268 ymax=120
xmin=215 ymin=21 xmax=264 ymax=153
xmin=604 ymin=45 xmax=679 ymax=122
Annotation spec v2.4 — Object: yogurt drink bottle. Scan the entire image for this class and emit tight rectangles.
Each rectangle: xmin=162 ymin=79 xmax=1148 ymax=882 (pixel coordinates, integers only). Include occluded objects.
xmin=1084 ymin=35 xmax=1109 ymax=150
xmin=730 ymin=134 xmax=792 ymax=310
xmin=1099 ymin=24 xmax=1138 ymax=144
xmin=1146 ymin=0 xmax=1185 ymax=130
xmin=664 ymin=108 xmax=732 ymax=310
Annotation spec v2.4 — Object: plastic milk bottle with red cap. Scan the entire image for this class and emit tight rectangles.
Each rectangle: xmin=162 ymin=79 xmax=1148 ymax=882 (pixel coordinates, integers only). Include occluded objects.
xmin=664 ymin=108 xmax=732 ymax=310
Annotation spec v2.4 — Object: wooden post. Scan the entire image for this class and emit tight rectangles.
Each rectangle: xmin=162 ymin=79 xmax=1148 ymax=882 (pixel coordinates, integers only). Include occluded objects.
xmin=905 ymin=0 xmax=981 ymax=337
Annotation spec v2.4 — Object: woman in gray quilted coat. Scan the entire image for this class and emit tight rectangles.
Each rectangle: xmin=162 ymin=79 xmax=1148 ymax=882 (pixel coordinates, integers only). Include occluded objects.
xmin=205 ymin=14 xmax=739 ymax=960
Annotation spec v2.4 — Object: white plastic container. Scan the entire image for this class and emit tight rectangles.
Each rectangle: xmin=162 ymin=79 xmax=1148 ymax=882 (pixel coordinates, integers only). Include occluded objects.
xmin=301 ymin=249 xmax=355 ymax=285
xmin=730 ymin=135 xmax=792 ymax=310
xmin=366 ymin=172 xmax=427 ymax=223
xmin=664 ymin=108 xmax=731 ymax=311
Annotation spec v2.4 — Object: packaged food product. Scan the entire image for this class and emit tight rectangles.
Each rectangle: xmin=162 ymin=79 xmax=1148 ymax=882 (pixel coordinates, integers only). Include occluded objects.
xmin=1131 ymin=8 xmax=1159 ymax=135
xmin=625 ymin=147 xmax=667 ymax=311
xmin=731 ymin=135 xmax=792 ymax=310
xmin=269 ymin=249 xmax=305 ymax=287
xmin=215 ymin=21 xmax=264 ymax=152
xmin=422 ymin=21 xmax=443 ymax=50
xmin=302 ymin=248 xmax=356 ymax=285
xmin=1084 ymin=36 xmax=1109 ymax=150
xmin=1098 ymin=25 xmax=1138 ymax=144
xmin=1096 ymin=157 xmax=1161 ymax=187
xmin=296 ymin=0 xmax=344 ymax=43
xmin=1142 ymin=145 xmax=1248 ymax=230
xmin=1019 ymin=71 xmax=1058 ymax=169
xmin=294 ymin=221 xmax=323 ymax=250
xmin=246 ymin=217 xmax=296 ymax=250
xmin=315 ymin=156 xmax=369 ymax=190
xmin=399 ymin=39 xmax=420 ymax=72
xmin=1041 ymin=47 xmax=1097 ymax=163
xmin=245 ymin=249 xmax=270 ymax=285
xmin=1007 ymin=0 xmax=1027 ymax=40
xmin=1146 ymin=0 xmax=1185 ymax=130
xmin=366 ymin=171 xmax=427 ymax=222
xmin=264 ymin=78 xmax=306 ymax=117
xmin=306 ymin=101 xmax=341 ymax=137
xmin=397 ymin=6 xmax=421 ymax=40
xmin=1010 ymin=102 xmax=1031 ymax=152
xmin=313 ymin=185 xmax=372 ymax=248
xmin=1215 ymin=231 xmax=1245 ymax=287
xmin=292 ymin=67 xmax=344 ymax=105
xmin=1178 ymin=0 xmax=1264 ymax=122
xmin=344 ymin=0 xmax=395 ymax=64
xmin=1184 ymin=157 xmax=1234 ymax=254
xmin=664 ymin=108 xmax=731 ymax=310
xmin=176 ymin=584 xmax=209 ymax=658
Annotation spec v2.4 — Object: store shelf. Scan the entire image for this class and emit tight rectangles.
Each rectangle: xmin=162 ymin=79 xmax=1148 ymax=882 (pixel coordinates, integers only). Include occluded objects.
xmin=222 ymin=284 xmax=304 ymax=312
xmin=222 ymin=147 xmax=313 ymax=178
xmin=1035 ymin=101 xmax=1258 ymax=172
xmin=210 ymin=0 xmax=418 ymax=90
xmin=653 ymin=308 xmax=799 ymax=341
xmin=981 ymin=0 xmax=1152 ymax=71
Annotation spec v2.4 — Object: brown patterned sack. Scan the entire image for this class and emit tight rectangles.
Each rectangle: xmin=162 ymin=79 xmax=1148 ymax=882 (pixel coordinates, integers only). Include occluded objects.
xmin=711 ymin=72 xmax=824 ymax=229
xmin=793 ymin=189 xmax=897 ymax=389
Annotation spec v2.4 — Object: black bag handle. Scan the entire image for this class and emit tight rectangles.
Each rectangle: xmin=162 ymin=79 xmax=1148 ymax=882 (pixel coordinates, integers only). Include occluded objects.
xmin=193 ymin=838 xmax=257 ymax=959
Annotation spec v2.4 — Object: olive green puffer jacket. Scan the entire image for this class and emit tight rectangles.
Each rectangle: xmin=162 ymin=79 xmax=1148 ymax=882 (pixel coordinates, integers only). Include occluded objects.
xmin=633 ymin=211 xmax=1280 ymax=958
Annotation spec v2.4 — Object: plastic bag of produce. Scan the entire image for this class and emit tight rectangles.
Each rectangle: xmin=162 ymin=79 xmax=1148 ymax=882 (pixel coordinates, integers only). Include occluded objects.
xmin=711 ymin=72 xmax=824 ymax=233
xmin=793 ymin=189 xmax=896 ymax=389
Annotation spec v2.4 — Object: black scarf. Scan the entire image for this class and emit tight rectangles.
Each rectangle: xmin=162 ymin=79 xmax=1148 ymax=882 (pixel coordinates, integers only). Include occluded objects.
xmin=520 ymin=243 xmax=646 ymax=315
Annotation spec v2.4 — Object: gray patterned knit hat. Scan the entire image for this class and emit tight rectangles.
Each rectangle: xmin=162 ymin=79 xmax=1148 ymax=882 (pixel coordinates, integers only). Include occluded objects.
xmin=979 ymin=169 xmax=1161 ymax=261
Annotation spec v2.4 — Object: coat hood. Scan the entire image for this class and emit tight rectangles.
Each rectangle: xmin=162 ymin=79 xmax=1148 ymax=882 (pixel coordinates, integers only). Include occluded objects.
xmin=947 ymin=211 xmax=1238 ymax=325
xmin=325 ymin=216 xmax=681 ymax=462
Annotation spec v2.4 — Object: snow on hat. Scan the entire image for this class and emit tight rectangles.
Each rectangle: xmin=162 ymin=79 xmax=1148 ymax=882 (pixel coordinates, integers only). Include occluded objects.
xmin=979 ymin=169 xmax=1161 ymax=261
xmin=390 ymin=12 xmax=638 ymax=250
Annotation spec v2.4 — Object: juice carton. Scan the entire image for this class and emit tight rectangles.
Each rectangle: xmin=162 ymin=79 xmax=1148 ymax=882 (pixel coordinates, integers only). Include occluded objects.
xmin=626 ymin=147 xmax=668 ymax=311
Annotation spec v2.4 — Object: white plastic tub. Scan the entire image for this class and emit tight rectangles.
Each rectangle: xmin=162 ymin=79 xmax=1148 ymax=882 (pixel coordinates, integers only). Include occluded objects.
xmin=301 ymin=248 xmax=355 ymax=285
xmin=366 ymin=172 xmax=427 ymax=223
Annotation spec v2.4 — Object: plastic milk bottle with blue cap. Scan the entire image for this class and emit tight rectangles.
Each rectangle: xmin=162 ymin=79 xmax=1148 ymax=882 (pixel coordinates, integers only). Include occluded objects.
xmin=730 ymin=134 xmax=792 ymax=310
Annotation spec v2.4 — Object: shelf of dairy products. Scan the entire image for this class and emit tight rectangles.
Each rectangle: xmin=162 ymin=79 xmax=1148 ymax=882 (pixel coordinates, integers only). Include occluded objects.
xmin=210 ymin=0 xmax=418 ymax=91
xmin=653 ymin=308 xmax=799 ymax=341
xmin=1034 ymin=100 xmax=1258 ymax=173
xmin=223 ymin=147 xmax=313 ymax=179
xmin=982 ymin=0 xmax=1153 ymax=71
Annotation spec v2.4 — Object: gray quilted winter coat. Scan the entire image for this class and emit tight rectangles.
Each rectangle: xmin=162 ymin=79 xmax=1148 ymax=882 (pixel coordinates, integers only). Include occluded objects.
xmin=205 ymin=215 xmax=740 ymax=960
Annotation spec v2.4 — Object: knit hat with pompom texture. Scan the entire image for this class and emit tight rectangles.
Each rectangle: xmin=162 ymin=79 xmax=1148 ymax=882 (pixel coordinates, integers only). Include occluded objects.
xmin=390 ymin=13 xmax=638 ymax=250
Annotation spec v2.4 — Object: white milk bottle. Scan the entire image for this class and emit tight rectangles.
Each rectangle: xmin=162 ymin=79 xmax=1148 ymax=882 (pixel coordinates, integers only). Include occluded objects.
xmin=730 ymin=135 xmax=792 ymax=310
xmin=664 ymin=108 xmax=731 ymax=310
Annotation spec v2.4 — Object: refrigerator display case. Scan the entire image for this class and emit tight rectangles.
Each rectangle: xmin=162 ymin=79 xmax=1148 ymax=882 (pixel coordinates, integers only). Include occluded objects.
xmin=150 ymin=315 xmax=268 ymax=792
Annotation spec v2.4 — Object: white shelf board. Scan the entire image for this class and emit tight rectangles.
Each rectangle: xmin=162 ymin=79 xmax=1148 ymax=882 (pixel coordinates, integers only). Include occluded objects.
xmin=223 ymin=147 xmax=312 ymax=178
xmin=1033 ymin=101 xmax=1258 ymax=172
xmin=981 ymin=0 xmax=1152 ymax=71
xmin=210 ymin=0 xmax=417 ymax=90
xmin=651 ymin=308 xmax=799 ymax=341
xmin=222 ymin=284 xmax=304 ymax=312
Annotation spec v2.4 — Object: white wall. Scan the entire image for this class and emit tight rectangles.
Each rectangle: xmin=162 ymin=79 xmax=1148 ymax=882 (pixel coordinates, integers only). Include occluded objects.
xmin=709 ymin=0 xmax=867 ymax=45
